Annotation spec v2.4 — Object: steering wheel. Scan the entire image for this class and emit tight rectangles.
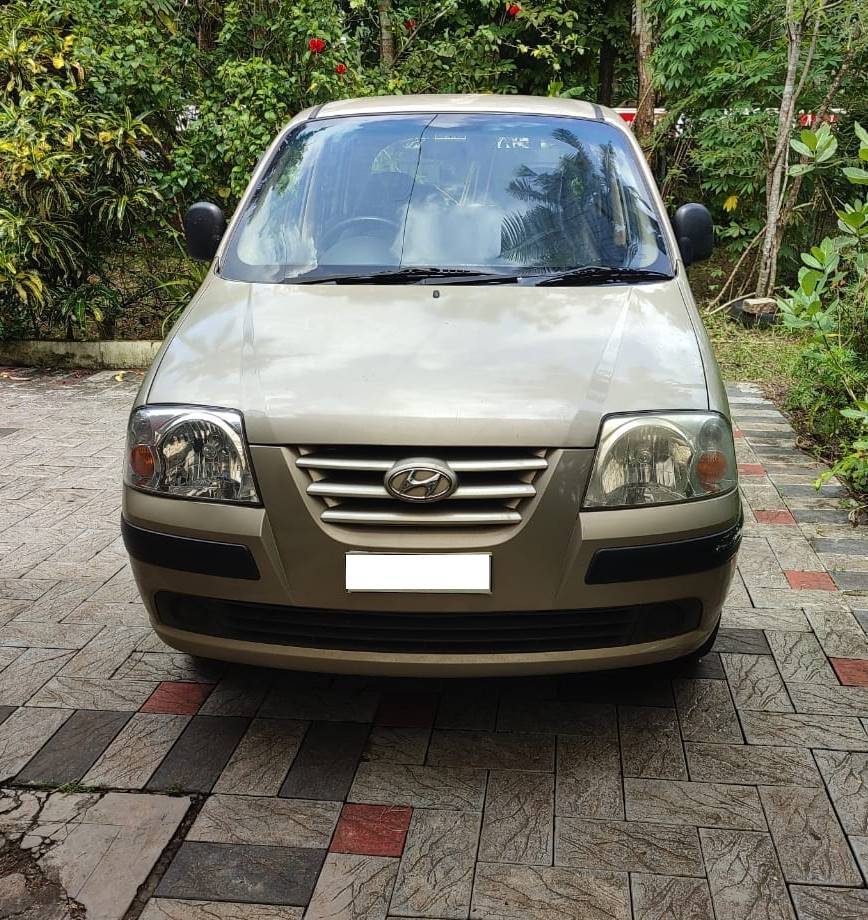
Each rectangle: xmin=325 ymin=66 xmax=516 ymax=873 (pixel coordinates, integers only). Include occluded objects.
xmin=321 ymin=216 xmax=400 ymax=250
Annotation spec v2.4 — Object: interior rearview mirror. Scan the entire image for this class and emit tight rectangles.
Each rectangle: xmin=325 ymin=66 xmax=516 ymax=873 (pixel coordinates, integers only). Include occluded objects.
xmin=184 ymin=202 xmax=227 ymax=262
xmin=673 ymin=203 xmax=714 ymax=266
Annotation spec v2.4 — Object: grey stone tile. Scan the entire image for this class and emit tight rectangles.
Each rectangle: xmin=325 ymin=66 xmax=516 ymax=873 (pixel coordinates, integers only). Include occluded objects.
xmin=0 ymin=647 xmax=75 ymax=705
xmin=426 ymin=730 xmax=554 ymax=772
xmin=469 ymin=863 xmax=630 ymax=920
xmin=390 ymin=809 xmax=480 ymax=919
xmin=674 ymin=678 xmax=742 ymax=741
xmin=306 ymin=853 xmax=398 ymax=920
xmin=852 ymin=835 xmax=868 ymax=879
xmin=259 ymin=686 xmax=379 ymax=722
xmin=721 ymin=606 xmax=811 ymax=631
xmin=811 ymin=537 xmax=868 ymax=555
xmin=758 ymin=784 xmax=861 ymax=885
xmin=555 ymin=818 xmax=703 ymax=876
xmin=766 ymin=531 xmax=825 ymax=572
xmin=790 ymin=886 xmax=868 ymax=919
xmin=188 ymin=794 xmax=340 ymax=848
xmin=156 ymin=841 xmax=325 ymax=906
xmin=29 ymin=675 xmax=158 ymax=710
xmin=740 ymin=710 xmax=868 ymax=750
xmin=280 ymin=721 xmax=369 ymax=801
xmin=496 ymin=699 xmax=616 ymax=735
xmin=749 ymin=587 xmax=848 ymax=608
xmin=116 ymin=651 xmax=223 ymax=682
xmin=478 ymin=770 xmax=553 ymax=865
xmin=787 ymin=681 xmax=868 ymax=717
xmin=814 ymin=751 xmax=868 ymax=834
xmin=629 ymin=875 xmax=714 ymax=920
xmin=804 ymin=606 xmax=868 ymax=659
xmin=140 ymin=901 xmax=303 ymax=919
xmin=714 ymin=628 xmax=771 ymax=655
xmin=0 ymin=704 xmax=15 ymax=725
xmin=0 ymin=621 xmax=100 ymax=649
xmin=684 ymin=742 xmax=821 ymax=787
xmin=364 ymin=727 xmax=430 ymax=765
xmin=737 ymin=537 xmax=789 ymax=589
xmin=624 ymin=778 xmax=766 ymax=830
xmin=16 ymin=709 xmax=131 ymax=785
xmin=59 ymin=625 xmax=147 ymax=678
xmin=0 ymin=706 xmax=70 ymax=781
xmin=350 ymin=763 xmax=486 ymax=811
xmin=722 ymin=653 xmax=793 ymax=712
xmin=556 ymin=732 xmax=623 ymax=818
xmin=435 ymin=689 xmax=498 ymax=731
xmin=700 ymin=829 xmax=794 ymax=920
xmin=766 ymin=631 xmax=838 ymax=685
xmin=214 ymin=718 xmax=307 ymax=795
xmin=619 ymin=706 xmax=686 ymax=779
xmin=725 ymin=572 xmax=752 ymax=607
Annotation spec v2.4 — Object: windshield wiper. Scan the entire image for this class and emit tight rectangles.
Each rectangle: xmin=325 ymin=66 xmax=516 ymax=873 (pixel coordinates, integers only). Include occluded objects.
xmin=531 ymin=266 xmax=674 ymax=287
xmin=292 ymin=267 xmax=520 ymax=285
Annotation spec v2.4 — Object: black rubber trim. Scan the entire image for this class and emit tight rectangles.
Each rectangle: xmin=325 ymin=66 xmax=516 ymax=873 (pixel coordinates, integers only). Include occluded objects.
xmin=585 ymin=517 xmax=742 ymax=585
xmin=121 ymin=518 xmax=260 ymax=581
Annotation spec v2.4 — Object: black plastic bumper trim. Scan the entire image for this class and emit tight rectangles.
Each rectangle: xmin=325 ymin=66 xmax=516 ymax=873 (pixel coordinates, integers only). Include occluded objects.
xmin=121 ymin=518 xmax=260 ymax=581
xmin=585 ymin=517 xmax=742 ymax=585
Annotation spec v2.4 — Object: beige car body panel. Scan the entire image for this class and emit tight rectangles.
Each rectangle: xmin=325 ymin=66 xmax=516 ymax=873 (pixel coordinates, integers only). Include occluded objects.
xmin=126 ymin=94 xmax=739 ymax=676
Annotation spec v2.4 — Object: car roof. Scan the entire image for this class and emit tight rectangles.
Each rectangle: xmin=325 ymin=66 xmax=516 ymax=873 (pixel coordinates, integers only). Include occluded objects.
xmin=313 ymin=93 xmax=624 ymax=127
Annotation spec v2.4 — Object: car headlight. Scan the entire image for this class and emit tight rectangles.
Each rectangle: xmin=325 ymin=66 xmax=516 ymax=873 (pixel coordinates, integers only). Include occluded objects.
xmin=583 ymin=412 xmax=737 ymax=509
xmin=124 ymin=406 xmax=260 ymax=504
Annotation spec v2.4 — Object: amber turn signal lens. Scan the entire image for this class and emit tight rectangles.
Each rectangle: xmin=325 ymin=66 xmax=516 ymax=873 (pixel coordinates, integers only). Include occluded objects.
xmin=696 ymin=449 xmax=727 ymax=491
xmin=130 ymin=444 xmax=155 ymax=479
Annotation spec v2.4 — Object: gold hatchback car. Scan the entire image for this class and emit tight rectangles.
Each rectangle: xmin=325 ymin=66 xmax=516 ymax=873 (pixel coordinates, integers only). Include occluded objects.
xmin=122 ymin=94 xmax=741 ymax=676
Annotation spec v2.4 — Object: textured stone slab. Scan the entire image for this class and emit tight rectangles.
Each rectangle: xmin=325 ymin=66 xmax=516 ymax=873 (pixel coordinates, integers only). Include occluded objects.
xmin=189 ymin=794 xmax=340 ymax=848
xmin=427 ymin=730 xmax=554 ymax=772
xmin=436 ymin=689 xmax=498 ymax=731
xmin=555 ymin=818 xmax=703 ymax=876
xmin=478 ymin=770 xmax=553 ymax=865
xmin=740 ymin=710 xmax=868 ymax=750
xmin=198 ymin=671 xmax=271 ymax=717
xmin=60 ymin=626 xmax=148 ymax=678
xmin=0 ymin=647 xmax=74 ymax=705
xmin=804 ymin=606 xmax=868 ymax=659
xmin=390 ymin=809 xmax=480 ymax=919
xmin=148 ymin=715 xmax=249 ymax=792
xmin=629 ymin=875 xmax=714 ymax=920
xmin=140 ymin=901 xmax=303 ymax=920
xmin=260 ymin=686 xmax=379 ymax=722
xmin=789 ymin=886 xmax=868 ymax=919
xmin=0 ymin=621 xmax=100 ymax=649
xmin=469 ymin=863 xmax=631 ymax=920
xmin=350 ymin=763 xmax=486 ymax=811
xmin=29 ymin=675 xmax=158 ymax=710
xmin=624 ymin=778 xmax=766 ymax=830
xmin=157 ymin=841 xmax=325 ymax=905
xmin=684 ymin=742 xmax=821 ymax=787
xmin=813 ymin=751 xmax=868 ymax=834
xmin=787 ymin=680 xmax=868 ymax=717
xmin=306 ymin=853 xmax=398 ymax=920
xmin=674 ymin=678 xmax=742 ymax=741
xmin=766 ymin=631 xmax=839 ymax=684
xmin=0 ymin=706 xmax=70 ymax=781
xmin=722 ymin=653 xmax=792 ymax=712
xmin=618 ymin=706 xmax=686 ymax=779
xmin=758 ymin=784 xmax=860 ymax=885
xmin=721 ymin=606 xmax=811 ymax=631
xmin=330 ymin=803 xmax=411 ymax=857
xmin=363 ymin=727 xmax=430 ymax=765
xmin=280 ymin=721 xmax=369 ymax=801
xmin=714 ymin=628 xmax=771 ymax=655
xmin=214 ymin=718 xmax=307 ymax=795
xmin=496 ymin=700 xmax=615 ymax=736
xmin=700 ymin=829 xmax=794 ymax=920
xmin=737 ymin=537 xmax=789 ymax=588
xmin=556 ymin=732 xmax=623 ymax=818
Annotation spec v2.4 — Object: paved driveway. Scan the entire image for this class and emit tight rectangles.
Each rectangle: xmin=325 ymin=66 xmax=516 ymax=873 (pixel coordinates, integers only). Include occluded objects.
xmin=1 ymin=368 xmax=868 ymax=920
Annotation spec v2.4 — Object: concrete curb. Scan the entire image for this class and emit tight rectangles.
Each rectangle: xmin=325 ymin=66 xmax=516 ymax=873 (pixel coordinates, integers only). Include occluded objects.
xmin=0 ymin=340 xmax=161 ymax=369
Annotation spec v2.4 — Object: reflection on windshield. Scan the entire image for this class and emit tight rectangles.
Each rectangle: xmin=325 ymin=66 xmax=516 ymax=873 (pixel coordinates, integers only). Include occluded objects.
xmin=222 ymin=113 xmax=672 ymax=283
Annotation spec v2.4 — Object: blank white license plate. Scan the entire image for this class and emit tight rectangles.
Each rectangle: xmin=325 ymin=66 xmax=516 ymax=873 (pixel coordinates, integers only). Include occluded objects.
xmin=345 ymin=553 xmax=491 ymax=593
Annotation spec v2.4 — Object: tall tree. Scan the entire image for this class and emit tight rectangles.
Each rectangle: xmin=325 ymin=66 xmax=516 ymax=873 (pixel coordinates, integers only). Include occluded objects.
xmin=632 ymin=0 xmax=655 ymax=153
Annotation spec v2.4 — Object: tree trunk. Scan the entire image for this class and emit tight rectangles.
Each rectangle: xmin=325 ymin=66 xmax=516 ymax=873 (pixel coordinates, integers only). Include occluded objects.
xmin=378 ymin=0 xmax=396 ymax=67
xmin=597 ymin=0 xmax=616 ymax=106
xmin=632 ymin=0 xmax=655 ymax=158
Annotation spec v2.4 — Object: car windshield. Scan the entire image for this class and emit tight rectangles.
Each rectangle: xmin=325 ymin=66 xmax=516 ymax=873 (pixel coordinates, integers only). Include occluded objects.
xmin=221 ymin=112 xmax=673 ymax=282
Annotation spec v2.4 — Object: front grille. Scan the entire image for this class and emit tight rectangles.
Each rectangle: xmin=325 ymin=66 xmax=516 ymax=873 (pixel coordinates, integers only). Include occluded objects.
xmin=155 ymin=592 xmax=702 ymax=654
xmin=295 ymin=446 xmax=549 ymax=527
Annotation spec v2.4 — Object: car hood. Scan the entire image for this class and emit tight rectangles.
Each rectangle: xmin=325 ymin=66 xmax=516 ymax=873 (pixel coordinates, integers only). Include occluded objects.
xmin=146 ymin=275 xmax=708 ymax=447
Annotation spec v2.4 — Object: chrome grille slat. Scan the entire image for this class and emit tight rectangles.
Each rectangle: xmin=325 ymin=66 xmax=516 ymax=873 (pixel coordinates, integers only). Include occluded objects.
xmin=298 ymin=455 xmax=546 ymax=473
xmin=307 ymin=482 xmax=536 ymax=500
xmin=321 ymin=507 xmax=522 ymax=526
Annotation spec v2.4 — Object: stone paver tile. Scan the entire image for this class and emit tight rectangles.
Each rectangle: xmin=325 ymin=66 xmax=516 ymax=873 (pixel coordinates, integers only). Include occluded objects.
xmin=766 ymin=631 xmax=838 ymax=685
xmin=722 ymin=653 xmax=793 ymax=712
xmin=426 ymin=730 xmax=554 ymax=772
xmin=750 ymin=587 xmax=850 ymax=608
xmin=29 ymin=675 xmax=158 ymax=710
xmin=330 ymin=803 xmax=412 ymax=857
xmin=376 ymin=692 xmax=438 ymax=729
xmin=0 ymin=704 xmax=15 ymax=725
xmin=738 ymin=538 xmax=789 ymax=589
xmin=157 ymin=841 xmax=325 ymax=906
xmin=786 ymin=680 xmax=868 ymax=717
xmin=852 ymin=835 xmax=868 ymax=878
xmin=740 ymin=710 xmax=868 ymax=750
xmin=758 ymin=784 xmax=861 ymax=885
xmin=556 ymin=732 xmax=623 ymax=818
xmin=618 ymin=706 xmax=686 ymax=779
xmin=140 ymin=901 xmax=303 ymax=920
xmin=674 ymin=678 xmax=742 ymax=741
xmin=804 ymin=607 xmax=868 ymax=660
xmin=496 ymin=700 xmax=616 ymax=736
xmin=83 ymin=712 xmax=189 ymax=789
xmin=789 ymin=886 xmax=868 ymax=920
xmin=280 ymin=721 xmax=370 ymax=802
xmin=814 ymin=751 xmax=868 ymax=835
xmin=0 ymin=621 xmax=100 ymax=649
xmin=478 ymin=770 xmax=553 ymax=865
xmin=390 ymin=809 xmax=480 ymax=919
xmin=214 ymin=717 xmax=307 ymax=795
xmin=306 ymin=853 xmax=399 ymax=920
xmin=16 ymin=709 xmax=131 ymax=785
xmin=198 ymin=671 xmax=270 ymax=717
xmin=714 ymin=628 xmax=771 ymax=655
xmin=767 ymin=531 xmax=825 ymax=572
xmin=624 ymin=778 xmax=766 ymax=830
xmin=259 ymin=686 xmax=379 ymax=722
xmin=0 ymin=647 xmax=74 ymax=705
xmin=725 ymin=572 xmax=752 ymax=607
xmin=629 ymin=875 xmax=714 ymax=920
xmin=469 ymin=863 xmax=631 ymax=920
xmin=364 ymin=727 xmax=430 ymax=765
xmin=148 ymin=715 xmax=249 ymax=793
xmin=684 ymin=742 xmax=821 ymax=786
xmin=13 ymin=578 xmax=105 ymax=622
xmin=435 ymin=689 xmax=498 ymax=731
xmin=59 ymin=626 xmax=147 ymax=678
xmin=0 ymin=706 xmax=70 ymax=780
xmin=189 ymin=794 xmax=340 ymax=848
xmin=721 ymin=606 xmax=811 ymax=631
xmin=349 ymin=763 xmax=486 ymax=811
xmin=831 ymin=658 xmax=868 ymax=686
xmin=700 ymin=829 xmax=794 ymax=920
xmin=116 ymin=651 xmax=222 ymax=682
xmin=140 ymin=680 xmax=215 ymax=715
xmin=555 ymin=817 xmax=703 ymax=876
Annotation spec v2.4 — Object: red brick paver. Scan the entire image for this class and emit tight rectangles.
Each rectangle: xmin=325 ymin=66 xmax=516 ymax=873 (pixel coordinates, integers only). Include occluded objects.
xmin=830 ymin=658 xmax=868 ymax=687
xmin=738 ymin=463 xmax=766 ymax=477
xmin=754 ymin=510 xmax=797 ymax=525
xmin=141 ymin=681 xmax=215 ymax=715
xmin=785 ymin=571 xmax=837 ymax=591
xmin=329 ymin=803 xmax=413 ymax=857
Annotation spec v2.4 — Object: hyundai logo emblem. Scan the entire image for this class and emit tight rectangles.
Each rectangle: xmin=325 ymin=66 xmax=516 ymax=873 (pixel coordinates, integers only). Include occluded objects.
xmin=385 ymin=458 xmax=458 ymax=503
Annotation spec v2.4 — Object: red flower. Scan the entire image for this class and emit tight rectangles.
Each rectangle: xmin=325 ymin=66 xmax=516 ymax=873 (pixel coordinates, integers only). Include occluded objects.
xmin=506 ymin=3 xmax=520 ymax=15
xmin=335 ymin=62 xmax=347 ymax=75
xmin=308 ymin=37 xmax=326 ymax=53
xmin=403 ymin=18 xmax=417 ymax=30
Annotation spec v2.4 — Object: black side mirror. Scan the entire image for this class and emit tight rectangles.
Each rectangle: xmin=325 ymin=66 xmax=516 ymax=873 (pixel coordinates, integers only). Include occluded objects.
xmin=184 ymin=202 xmax=227 ymax=261
xmin=673 ymin=203 xmax=713 ymax=266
